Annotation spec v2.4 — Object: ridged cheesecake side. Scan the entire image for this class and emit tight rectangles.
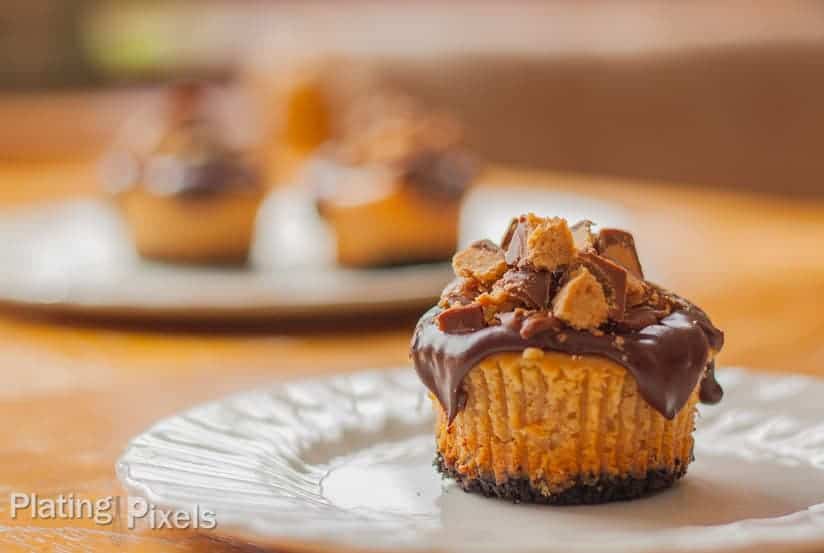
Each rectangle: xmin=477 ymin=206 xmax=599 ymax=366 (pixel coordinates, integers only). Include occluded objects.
xmin=434 ymin=351 xmax=699 ymax=504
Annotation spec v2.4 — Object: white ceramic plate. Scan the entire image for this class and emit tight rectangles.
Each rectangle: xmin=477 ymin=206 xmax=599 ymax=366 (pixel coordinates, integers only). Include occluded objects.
xmin=0 ymin=184 xmax=632 ymax=321
xmin=118 ymin=367 xmax=824 ymax=553
xmin=0 ymin=189 xmax=451 ymax=321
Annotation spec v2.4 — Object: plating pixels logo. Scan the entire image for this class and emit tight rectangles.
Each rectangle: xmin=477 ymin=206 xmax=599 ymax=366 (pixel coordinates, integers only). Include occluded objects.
xmin=9 ymin=493 xmax=217 ymax=529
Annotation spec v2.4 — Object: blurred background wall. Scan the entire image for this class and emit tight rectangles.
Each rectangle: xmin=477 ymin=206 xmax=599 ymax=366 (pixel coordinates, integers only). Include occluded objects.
xmin=2 ymin=0 xmax=823 ymax=196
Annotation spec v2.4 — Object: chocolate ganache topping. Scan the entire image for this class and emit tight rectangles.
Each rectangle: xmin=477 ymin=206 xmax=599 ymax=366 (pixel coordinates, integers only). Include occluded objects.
xmin=142 ymin=144 xmax=260 ymax=199
xmin=411 ymin=214 xmax=724 ymax=423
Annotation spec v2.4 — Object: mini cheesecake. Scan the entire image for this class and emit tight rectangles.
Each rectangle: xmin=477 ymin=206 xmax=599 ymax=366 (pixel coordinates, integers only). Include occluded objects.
xmin=308 ymin=106 xmax=476 ymax=267
xmin=105 ymin=83 xmax=265 ymax=265
xmin=411 ymin=214 xmax=724 ymax=504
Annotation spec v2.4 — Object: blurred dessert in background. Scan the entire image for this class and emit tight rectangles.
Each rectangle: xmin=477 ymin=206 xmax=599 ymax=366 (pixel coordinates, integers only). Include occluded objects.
xmin=243 ymin=56 xmax=376 ymax=183
xmin=103 ymin=82 xmax=264 ymax=265
xmin=307 ymin=94 xmax=478 ymax=267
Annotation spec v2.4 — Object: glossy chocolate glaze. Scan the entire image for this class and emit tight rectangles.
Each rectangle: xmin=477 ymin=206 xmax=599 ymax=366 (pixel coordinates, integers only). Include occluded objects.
xmin=399 ymin=148 xmax=476 ymax=200
xmin=144 ymin=154 xmax=260 ymax=198
xmin=411 ymin=296 xmax=724 ymax=422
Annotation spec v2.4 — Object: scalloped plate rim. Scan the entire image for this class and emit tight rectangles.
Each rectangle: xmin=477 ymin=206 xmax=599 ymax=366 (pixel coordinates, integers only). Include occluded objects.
xmin=117 ymin=367 xmax=824 ymax=553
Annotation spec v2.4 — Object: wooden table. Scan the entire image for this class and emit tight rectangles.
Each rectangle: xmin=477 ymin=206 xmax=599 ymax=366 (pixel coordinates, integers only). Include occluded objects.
xmin=1 ymin=162 xmax=823 ymax=552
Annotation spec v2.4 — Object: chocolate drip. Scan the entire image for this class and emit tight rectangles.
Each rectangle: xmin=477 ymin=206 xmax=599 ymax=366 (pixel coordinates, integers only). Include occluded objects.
xmin=699 ymin=360 xmax=724 ymax=404
xmin=411 ymin=298 xmax=723 ymax=423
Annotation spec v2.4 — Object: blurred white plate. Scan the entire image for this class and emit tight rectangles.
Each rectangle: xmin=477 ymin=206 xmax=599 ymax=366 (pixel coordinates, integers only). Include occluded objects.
xmin=0 ymin=190 xmax=452 ymax=321
xmin=118 ymin=367 xmax=824 ymax=553
xmin=0 ymin=184 xmax=634 ymax=321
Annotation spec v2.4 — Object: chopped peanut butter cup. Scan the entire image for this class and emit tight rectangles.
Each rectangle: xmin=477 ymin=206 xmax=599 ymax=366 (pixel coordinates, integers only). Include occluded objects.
xmin=596 ymin=228 xmax=644 ymax=279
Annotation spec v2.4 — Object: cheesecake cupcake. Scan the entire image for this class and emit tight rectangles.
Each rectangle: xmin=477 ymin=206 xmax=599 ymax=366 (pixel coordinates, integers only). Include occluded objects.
xmin=104 ymin=82 xmax=264 ymax=265
xmin=308 ymin=101 xmax=477 ymax=267
xmin=411 ymin=214 xmax=724 ymax=504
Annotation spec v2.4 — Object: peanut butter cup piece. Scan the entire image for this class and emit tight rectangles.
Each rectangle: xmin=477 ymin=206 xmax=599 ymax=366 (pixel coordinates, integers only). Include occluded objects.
xmin=502 ymin=217 xmax=528 ymax=264
xmin=596 ymin=228 xmax=644 ymax=279
xmin=577 ymin=252 xmax=628 ymax=320
xmin=552 ymin=266 xmax=609 ymax=330
xmin=626 ymin=274 xmax=649 ymax=306
xmin=476 ymin=288 xmax=516 ymax=322
xmin=452 ymin=239 xmax=507 ymax=283
xmin=504 ymin=214 xmax=576 ymax=271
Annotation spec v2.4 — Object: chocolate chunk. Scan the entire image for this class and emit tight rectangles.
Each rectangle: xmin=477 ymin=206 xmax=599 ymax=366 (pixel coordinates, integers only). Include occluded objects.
xmin=494 ymin=269 xmax=554 ymax=310
xmin=503 ymin=218 xmax=530 ymax=265
xmin=596 ymin=228 xmax=644 ymax=279
xmin=501 ymin=217 xmax=519 ymax=251
xmin=577 ymin=252 xmax=628 ymax=320
xmin=520 ymin=311 xmax=562 ymax=339
xmin=439 ymin=277 xmax=481 ymax=307
xmin=435 ymin=303 xmax=485 ymax=334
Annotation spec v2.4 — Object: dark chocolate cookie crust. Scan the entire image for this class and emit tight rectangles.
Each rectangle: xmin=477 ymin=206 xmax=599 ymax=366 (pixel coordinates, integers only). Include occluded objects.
xmin=436 ymin=454 xmax=687 ymax=505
